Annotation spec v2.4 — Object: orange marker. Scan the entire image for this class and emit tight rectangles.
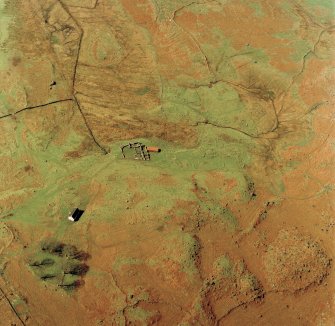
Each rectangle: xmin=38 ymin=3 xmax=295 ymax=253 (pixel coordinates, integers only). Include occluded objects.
xmin=146 ymin=146 xmax=161 ymax=153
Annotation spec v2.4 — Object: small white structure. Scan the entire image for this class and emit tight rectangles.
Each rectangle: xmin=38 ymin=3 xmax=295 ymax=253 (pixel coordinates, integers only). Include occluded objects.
xmin=68 ymin=208 xmax=84 ymax=222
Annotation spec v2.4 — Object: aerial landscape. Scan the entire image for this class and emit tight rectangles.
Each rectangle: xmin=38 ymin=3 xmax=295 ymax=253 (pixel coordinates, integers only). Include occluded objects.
xmin=0 ymin=0 xmax=334 ymax=325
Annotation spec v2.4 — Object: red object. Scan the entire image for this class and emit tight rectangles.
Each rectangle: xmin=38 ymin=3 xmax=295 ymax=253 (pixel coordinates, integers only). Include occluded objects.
xmin=146 ymin=146 xmax=161 ymax=153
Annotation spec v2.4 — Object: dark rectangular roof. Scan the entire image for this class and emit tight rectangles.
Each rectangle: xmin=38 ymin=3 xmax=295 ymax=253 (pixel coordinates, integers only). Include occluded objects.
xmin=71 ymin=208 xmax=84 ymax=221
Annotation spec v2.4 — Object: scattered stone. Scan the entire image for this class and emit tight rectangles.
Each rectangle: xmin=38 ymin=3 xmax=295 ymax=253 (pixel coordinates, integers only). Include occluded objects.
xmin=263 ymin=229 xmax=331 ymax=292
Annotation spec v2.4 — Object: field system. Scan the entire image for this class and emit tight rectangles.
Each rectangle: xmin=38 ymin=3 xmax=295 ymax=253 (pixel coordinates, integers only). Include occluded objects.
xmin=0 ymin=0 xmax=334 ymax=325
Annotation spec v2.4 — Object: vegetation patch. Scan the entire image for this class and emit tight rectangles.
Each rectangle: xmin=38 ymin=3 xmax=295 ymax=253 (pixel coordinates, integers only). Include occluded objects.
xmin=28 ymin=239 xmax=90 ymax=291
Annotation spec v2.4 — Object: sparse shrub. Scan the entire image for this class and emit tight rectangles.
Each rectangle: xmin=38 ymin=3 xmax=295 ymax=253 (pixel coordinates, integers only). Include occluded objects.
xmin=40 ymin=274 xmax=55 ymax=280
xmin=41 ymin=258 xmax=55 ymax=266
xmin=60 ymin=279 xmax=85 ymax=290
xmin=62 ymin=245 xmax=90 ymax=261
xmin=29 ymin=258 xmax=55 ymax=267
xmin=30 ymin=239 xmax=90 ymax=291
xmin=41 ymin=240 xmax=65 ymax=256
xmin=64 ymin=263 xmax=89 ymax=276
xmin=62 ymin=245 xmax=79 ymax=259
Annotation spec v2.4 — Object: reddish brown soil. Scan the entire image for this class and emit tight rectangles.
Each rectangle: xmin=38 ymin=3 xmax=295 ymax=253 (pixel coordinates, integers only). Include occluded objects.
xmin=0 ymin=0 xmax=334 ymax=325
